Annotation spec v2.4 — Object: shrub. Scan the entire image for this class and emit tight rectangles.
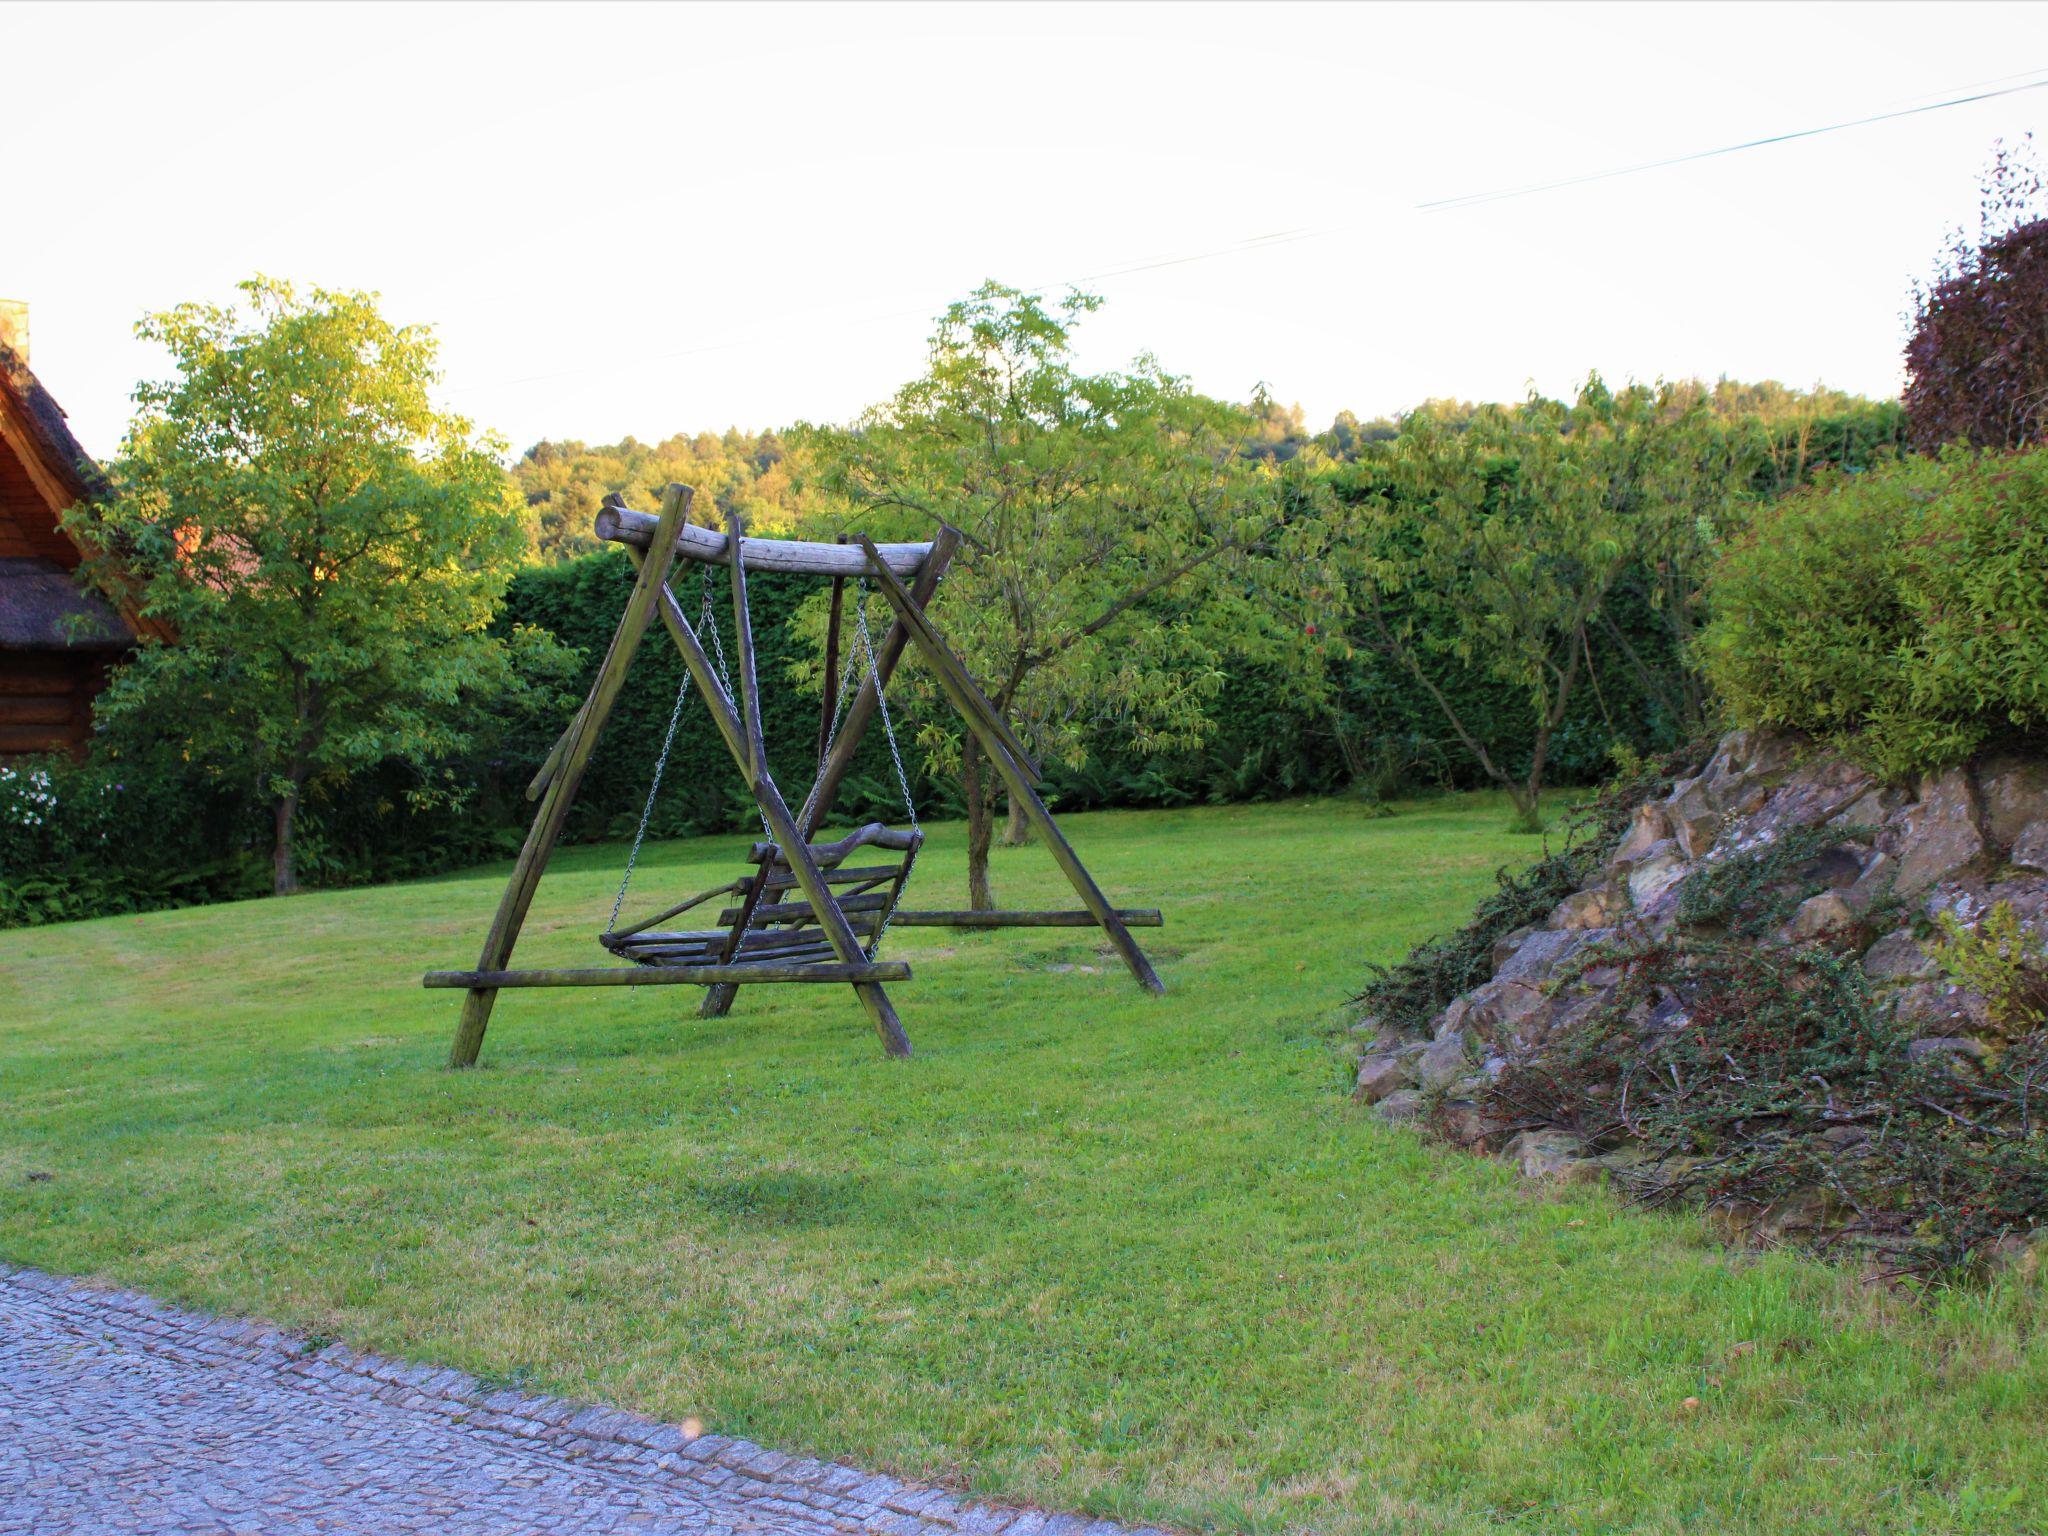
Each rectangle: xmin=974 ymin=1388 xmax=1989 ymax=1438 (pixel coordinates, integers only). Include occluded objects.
xmin=0 ymin=758 xmax=257 ymax=928
xmin=1903 ymin=139 xmax=2048 ymax=452
xmin=1702 ymin=446 xmax=2048 ymax=778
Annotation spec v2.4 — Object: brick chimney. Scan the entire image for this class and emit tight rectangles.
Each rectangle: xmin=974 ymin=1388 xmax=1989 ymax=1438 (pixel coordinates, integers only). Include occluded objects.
xmin=0 ymin=299 xmax=27 ymax=363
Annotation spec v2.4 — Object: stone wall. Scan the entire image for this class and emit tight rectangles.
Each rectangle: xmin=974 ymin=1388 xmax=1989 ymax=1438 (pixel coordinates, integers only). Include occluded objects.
xmin=1351 ymin=731 xmax=2048 ymax=1238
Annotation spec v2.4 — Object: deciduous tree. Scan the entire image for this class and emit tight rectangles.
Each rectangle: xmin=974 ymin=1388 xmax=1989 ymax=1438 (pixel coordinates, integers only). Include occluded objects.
xmin=69 ymin=277 xmax=569 ymax=893
xmin=796 ymin=284 xmax=1324 ymax=908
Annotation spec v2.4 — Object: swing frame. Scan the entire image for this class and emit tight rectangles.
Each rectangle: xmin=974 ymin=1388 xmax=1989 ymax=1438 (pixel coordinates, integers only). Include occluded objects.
xmin=429 ymin=483 xmax=1165 ymax=1064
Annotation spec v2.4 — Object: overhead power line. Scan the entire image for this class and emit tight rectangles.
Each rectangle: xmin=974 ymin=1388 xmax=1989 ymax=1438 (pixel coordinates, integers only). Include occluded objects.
xmin=1418 ymin=74 xmax=2048 ymax=212
xmin=461 ymin=71 xmax=2047 ymax=397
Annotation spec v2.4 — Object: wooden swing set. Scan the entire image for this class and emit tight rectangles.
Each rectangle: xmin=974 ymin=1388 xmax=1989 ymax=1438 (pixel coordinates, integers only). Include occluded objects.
xmin=428 ymin=484 xmax=1165 ymax=1064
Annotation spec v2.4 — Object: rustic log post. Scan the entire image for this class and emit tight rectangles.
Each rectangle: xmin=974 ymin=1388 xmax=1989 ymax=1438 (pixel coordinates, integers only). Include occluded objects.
xmin=446 ymin=483 xmax=694 ymax=1068
xmin=855 ymin=536 xmax=1165 ymax=995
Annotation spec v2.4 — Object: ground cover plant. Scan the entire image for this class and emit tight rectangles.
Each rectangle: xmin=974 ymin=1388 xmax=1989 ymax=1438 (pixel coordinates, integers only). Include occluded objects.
xmin=3 ymin=798 xmax=2043 ymax=1535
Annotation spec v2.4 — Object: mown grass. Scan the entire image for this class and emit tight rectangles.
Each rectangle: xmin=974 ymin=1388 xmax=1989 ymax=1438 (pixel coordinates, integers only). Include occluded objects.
xmin=1 ymin=795 xmax=2042 ymax=1535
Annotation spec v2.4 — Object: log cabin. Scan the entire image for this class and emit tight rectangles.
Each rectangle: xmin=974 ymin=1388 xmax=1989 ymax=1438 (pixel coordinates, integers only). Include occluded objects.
xmin=0 ymin=302 xmax=159 ymax=759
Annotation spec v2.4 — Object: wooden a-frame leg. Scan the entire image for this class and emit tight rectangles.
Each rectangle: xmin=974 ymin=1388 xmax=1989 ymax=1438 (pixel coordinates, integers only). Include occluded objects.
xmin=855 ymin=537 xmax=1166 ymax=995
xmin=631 ymin=539 xmax=914 ymax=1056
xmin=446 ymin=484 xmax=695 ymax=1068
xmin=702 ymin=510 xmax=775 ymax=1020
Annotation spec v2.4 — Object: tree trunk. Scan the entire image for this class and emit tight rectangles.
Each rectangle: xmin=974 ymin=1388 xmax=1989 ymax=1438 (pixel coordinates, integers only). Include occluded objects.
xmin=1002 ymin=792 xmax=1031 ymax=847
xmin=1507 ymin=768 xmax=1544 ymax=833
xmin=963 ymin=735 xmax=995 ymax=911
xmin=272 ymin=779 xmax=302 ymax=895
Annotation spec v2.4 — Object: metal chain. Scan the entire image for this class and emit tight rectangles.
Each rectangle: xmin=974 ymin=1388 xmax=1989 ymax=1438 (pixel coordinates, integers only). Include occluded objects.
xmin=812 ymin=629 xmax=863 ymax=782
xmin=607 ymin=586 xmax=693 ymax=936
xmin=855 ymin=582 xmax=920 ymax=959
xmin=695 ymin=558 xmax=781 ymax=969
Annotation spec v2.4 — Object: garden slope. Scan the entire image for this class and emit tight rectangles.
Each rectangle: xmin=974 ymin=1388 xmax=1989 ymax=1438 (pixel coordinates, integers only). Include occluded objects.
xmin=2 ymin=798 xmax=2044 ymax=1535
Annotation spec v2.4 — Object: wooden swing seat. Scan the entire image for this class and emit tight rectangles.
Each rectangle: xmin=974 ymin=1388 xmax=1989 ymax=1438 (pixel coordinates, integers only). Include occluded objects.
xmin=600 ymin=822 xmax=922 ymax=974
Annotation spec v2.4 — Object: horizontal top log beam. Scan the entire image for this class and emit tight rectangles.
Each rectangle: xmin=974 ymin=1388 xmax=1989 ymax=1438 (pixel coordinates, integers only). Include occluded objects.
xmin=595 ymin=500 xmax=931 ymax=578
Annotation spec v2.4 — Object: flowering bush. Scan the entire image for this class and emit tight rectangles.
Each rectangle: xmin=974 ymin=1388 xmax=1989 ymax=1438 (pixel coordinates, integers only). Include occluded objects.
xmin=0 ymin=766 xmax=59 ymax=831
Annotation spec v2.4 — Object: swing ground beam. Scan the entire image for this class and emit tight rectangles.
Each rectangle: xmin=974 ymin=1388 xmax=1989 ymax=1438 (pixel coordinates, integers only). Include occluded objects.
xmin=427 ymin=961 xmax=912 ymax=988
xmin=887 ymin=909 xmax=1164 ymax=929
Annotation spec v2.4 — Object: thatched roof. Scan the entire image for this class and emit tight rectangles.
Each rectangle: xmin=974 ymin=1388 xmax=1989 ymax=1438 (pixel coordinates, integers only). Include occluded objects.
xmin=0 ymin=343 xmax=106 ymax=507
xmin=0 ymin=340 xmax=147 ymax=652
xmin=0 ymin=557 xmax=130 ymax=650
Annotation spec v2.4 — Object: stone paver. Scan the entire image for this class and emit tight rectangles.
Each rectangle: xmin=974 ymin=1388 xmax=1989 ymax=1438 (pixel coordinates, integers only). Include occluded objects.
xmin=0 ymin=1265 xmax=1166 ymax=1536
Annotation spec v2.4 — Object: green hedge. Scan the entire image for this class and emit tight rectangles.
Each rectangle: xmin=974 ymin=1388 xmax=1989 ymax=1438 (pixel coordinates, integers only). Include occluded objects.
xmin=1703 ymin=445 xmax=2048 ymax=777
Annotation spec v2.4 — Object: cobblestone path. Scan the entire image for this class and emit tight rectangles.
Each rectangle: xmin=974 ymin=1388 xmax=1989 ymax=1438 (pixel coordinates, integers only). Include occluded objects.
xmin=0 ymin=1265 xmax=1161 ymax=1536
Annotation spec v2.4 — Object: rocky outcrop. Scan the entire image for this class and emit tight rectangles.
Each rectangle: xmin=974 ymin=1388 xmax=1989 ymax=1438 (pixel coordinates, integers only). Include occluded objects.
xmin=1351 ymin=732 xmax=2048 ymax=1236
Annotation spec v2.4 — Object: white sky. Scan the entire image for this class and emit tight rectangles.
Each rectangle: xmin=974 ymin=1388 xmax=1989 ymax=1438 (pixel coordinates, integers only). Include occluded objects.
xmin=9 ymin=1 xmax=2047 ymax=458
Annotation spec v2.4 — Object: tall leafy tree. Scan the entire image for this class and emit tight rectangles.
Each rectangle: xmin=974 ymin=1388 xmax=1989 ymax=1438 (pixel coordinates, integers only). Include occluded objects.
xmin=797 ymin=283 xmax=1324 ymax=908
xmin=69 ymin=277 xmax=568 ymax=893
xmin=1343 ymin=383 xmax=1709 ymax=829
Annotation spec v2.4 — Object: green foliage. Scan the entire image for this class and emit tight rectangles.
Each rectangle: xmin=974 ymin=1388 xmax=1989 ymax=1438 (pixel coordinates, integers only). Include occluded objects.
xmin=1933 ymin=901 xmax=2048 ymax=1043
xmin=66 ymin=277 xmax=576 ymax=893
xmin=0 ymin=758 xmax=257 ymax=929
xmin=1702 ymin=445 xmax=2048 ymax=777
xmin=512 ymin=430 xmax=810 ymax=560
xmin=1338 ymin=380 xmax=1751 ymax=824
xmin=794 ymin=282 xmax=1330 ymax=905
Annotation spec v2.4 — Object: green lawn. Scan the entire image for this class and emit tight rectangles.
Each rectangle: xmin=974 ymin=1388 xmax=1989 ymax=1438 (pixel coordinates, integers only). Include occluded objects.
xmin=2 ymin=796 xmax=2042 ymax=1534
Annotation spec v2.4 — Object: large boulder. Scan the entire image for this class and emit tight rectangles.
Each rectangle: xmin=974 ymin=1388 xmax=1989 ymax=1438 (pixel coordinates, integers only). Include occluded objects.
xmin=1975 ymin=757 xmax=2048 ymax=849
xmin=1353 ymin=1046 xmax=1420 ymax=1104
xmin=1783 ymin=891 xmax=1857 ymax=943
xmin=1626 ymin=843 xmax=1690 ymax=911
xmin=1730 ymin=758 xmax=1878 ymax=850
xmin=1505 ymin=1128 xmax=1587 ymax=1180
xmin=2011 ymin=821 xmax=2048 ymax=875
xmin=1374 ymin=1089 xmax=1425 ymax=1125
xmin=1663 ymin=776 xmax=1722 ymax=859
xmin=1612 ymin=802 xmax=1670 ymax=864
xmin=1547 ymin=885 xmax=1623 ymax=931
xmin=1697 ymin=729 xmax=1802 ymax=806
xmin=1861 ymin=929 xmax=1936 ymax=981
xmin=1890 ymin=768 xmax=1992 ymax=896
xmin=1414 ymin=1030 xmax=1471 ymax=1091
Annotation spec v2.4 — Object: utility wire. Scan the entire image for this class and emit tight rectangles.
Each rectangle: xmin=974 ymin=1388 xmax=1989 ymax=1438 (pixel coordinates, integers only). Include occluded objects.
xmin=1419 ymin=74 xmax=2048 ymax=211
xmin=460 ymin=72 xmax=2047 ymax=396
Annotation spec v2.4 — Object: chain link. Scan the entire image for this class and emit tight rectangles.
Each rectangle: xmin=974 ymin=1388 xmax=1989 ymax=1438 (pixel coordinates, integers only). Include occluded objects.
xmin=606 ymin=582 xmax=694 ymax=937
xmin=855 ymin=582 xmax=920 ymax=959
